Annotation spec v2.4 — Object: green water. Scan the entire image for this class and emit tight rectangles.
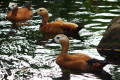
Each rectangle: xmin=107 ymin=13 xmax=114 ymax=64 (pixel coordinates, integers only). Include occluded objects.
xmin=0 ymin=0 xmax=120 ymax=80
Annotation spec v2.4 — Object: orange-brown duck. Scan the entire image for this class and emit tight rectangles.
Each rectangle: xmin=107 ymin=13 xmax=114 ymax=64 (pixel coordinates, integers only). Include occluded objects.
xmin=34 ymin=8 xmax=83 ymax=34
xmin=6 ymin=2 xmax=33 ymax=23
xmin=49 ymin=34 xmax=110 ymax=71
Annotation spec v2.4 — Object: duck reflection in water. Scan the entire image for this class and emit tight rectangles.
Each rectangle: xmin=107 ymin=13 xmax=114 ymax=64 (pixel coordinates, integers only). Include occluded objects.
xmin=49 ymin=34 xmax=113 ymax=80
xmin=52 ymin=69 xmax=112 ymax=80
xmin=6 ymin=1 xmax=33 ymax=29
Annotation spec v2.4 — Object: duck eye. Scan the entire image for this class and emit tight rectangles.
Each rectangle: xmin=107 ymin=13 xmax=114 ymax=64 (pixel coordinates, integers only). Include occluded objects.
xmin=39 ymin=10 xmax=42 ymax=12
xmin=12 ymin=5 xmax=14 ymax=7
xmin=56 ymin=37 xmax=60 ymax=39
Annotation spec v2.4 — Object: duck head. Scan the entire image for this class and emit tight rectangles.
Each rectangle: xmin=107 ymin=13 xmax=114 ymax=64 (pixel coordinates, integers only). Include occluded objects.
xmin=8 ymin=2 xmax=18 ymax=11
xmin=49 ymin=34 xmax=69 ymax=45
xmin=33 ymin=8 xmax=48 ymax=17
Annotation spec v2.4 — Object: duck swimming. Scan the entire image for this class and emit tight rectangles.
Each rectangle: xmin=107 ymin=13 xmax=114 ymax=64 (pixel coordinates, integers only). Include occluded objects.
xmin=6 ymin=2 xmax=33 ymax=23
xmin=49 ymin=34 xmax=110 ymax=71
xmin=34 ymin=8 xmax=83 ymax=34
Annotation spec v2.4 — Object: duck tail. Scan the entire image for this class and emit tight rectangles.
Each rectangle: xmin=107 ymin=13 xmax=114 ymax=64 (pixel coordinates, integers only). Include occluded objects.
xmin=77 ymin=26 xmax=83 ymax=32
xmin=75 ymin=22 xmax=84 ymax=32
xmin=87 ymin=59 xmax=111 ymax=68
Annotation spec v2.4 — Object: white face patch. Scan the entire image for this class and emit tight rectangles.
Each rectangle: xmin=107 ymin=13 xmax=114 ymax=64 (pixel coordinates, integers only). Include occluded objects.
xmin=63 ymin=22 xmax=78 ymax=27
xmin=8 ymin=2 xmax=17 ymax=10
xmin=54 ymin=35 xmax=67 ymax=44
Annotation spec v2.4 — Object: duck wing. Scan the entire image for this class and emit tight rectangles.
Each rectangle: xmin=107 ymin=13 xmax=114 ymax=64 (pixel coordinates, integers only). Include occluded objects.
xmin=22 ymin=1 xmax=32 ymax=10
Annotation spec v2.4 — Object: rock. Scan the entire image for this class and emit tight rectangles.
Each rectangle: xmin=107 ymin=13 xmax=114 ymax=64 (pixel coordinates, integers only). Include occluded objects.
xmin=97 ymin=16 xmax=120 ymax=61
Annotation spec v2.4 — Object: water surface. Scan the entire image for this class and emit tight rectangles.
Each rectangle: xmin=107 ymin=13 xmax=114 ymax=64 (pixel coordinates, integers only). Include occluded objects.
xmin=0 ymin=0 xmax=120 ymax=80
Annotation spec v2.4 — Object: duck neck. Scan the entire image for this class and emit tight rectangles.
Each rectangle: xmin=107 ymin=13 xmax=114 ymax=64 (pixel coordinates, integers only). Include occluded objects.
xmin=11 ymin=7 xmax=18 ymax=16
xmin=41 ymin=15 xmax=49 ymax=26
xmin=61 ymin=42 xmax=70 ymax=55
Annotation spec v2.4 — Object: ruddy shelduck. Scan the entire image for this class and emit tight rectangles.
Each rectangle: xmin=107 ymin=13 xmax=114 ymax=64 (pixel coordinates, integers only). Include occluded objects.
xmin=6 ymin=2 xmax=33 ymax=23
xmin=49 ymin=34 xmax=110 ymax=71
xmin=34 ymin=8 xmax=83 ymax=34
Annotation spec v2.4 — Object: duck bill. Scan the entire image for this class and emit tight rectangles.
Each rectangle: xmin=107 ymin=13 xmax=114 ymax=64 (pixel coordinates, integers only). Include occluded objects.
xmin=7 ymin=7 xmax=11 ymax=11
xmin=33 ymin=12 xmax=38 ymax=16
xmin=48 ymin=39 xmax=56 ymax=44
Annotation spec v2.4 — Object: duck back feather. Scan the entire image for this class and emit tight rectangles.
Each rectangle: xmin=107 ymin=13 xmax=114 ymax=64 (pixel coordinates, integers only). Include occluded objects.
xmin=40 ymin=20 xmax=81 ymax=34
xmin=87 ymin=59 xmax=109 ymax=70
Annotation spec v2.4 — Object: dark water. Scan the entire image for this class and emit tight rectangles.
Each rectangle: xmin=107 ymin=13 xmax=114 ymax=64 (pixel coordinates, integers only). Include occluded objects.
xmin=0 ymin=0 xmax=120 ymax=80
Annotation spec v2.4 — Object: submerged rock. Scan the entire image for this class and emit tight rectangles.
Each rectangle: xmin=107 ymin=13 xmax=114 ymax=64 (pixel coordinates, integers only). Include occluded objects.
xmin=97 ymin=16 xmax=120 ymax=61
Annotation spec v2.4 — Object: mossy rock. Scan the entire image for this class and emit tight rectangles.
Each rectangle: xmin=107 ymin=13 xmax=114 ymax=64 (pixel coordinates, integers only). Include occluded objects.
xmin=97 ymin=16 xmax=120 ymax=61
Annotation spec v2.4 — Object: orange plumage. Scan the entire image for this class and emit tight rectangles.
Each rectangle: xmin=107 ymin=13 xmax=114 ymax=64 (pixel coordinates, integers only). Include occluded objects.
xmin=6 ymin=2 xmax=33 ymax=23
xmin=49 ymin=34 xmax=109 ymax=71
xmin=34 ymin=8 xmax=83 ymax=34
